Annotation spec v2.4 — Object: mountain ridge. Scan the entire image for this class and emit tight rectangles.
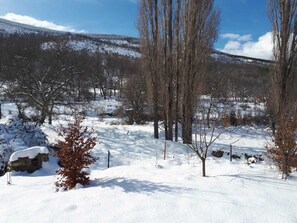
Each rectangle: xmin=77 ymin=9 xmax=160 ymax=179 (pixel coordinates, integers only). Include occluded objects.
xmin=0 ymin=18 xmax=272 ymax=64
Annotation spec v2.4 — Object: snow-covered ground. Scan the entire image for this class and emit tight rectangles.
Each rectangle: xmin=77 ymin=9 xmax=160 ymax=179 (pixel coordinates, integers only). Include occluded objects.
xmin=0 ymin=103 xmax=297 ymax=223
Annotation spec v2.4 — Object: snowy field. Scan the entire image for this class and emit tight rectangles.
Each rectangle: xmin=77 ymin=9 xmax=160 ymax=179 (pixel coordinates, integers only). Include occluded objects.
xmin=0 ymin=103 xmax=297 ymax=223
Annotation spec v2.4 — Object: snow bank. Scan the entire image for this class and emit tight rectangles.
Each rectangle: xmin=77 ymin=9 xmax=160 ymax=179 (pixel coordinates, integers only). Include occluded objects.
xmin=9 ymin=146 xmax=49 ymax=162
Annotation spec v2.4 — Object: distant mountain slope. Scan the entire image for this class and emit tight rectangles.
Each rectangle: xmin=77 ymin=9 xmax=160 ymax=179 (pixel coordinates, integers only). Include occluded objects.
xmin=0 ymin=18 xmax=272 ymax=63
xmin=0 ymin=18 xmax=140 ymax=58
xmin=211 ymin=50 xmax=272 ymax=65
xmin=0 ymin=18 xmax=65 ymax=35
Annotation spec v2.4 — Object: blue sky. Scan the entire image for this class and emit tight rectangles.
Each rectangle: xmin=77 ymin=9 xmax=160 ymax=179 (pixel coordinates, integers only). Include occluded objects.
xmin=0 ymin=0 xmax=273 ymax=59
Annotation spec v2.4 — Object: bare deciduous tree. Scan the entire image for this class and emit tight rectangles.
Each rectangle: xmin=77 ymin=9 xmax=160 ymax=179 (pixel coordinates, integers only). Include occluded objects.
xmin=187 ymin=117 xmax=223 ymax=177
xmin=8 ymin=54 xmax=74 ymax=124
xmin=267 ymin=0 xmax=297 ymax=178
xmin=122 ymin=72 xmax=147 ymax=124
xmin=181 ymin=0 xmax=220 ymax=143
xmin=138 ymin=0 xmax=160 ymax=139
xmin=268 ymin=0 xmax=297 ymax=113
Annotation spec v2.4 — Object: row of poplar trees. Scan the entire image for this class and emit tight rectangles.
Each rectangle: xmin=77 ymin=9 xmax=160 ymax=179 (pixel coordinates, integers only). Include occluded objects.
xmin=138 ymin=0 xmax=220 ymax=143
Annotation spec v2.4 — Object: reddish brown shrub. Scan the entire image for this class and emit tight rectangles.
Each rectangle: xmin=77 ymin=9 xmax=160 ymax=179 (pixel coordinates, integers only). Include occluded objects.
xmin=267 ymin=113 xmax=297 ymax=179
xmin=56 ymin=115 xmax=98 ymax=190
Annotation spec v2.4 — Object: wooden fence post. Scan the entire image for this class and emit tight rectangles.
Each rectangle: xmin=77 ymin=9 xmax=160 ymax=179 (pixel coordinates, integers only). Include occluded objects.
xmin=107 ymin=151 xmax=111 ymax=168
xmin=230 ymin=145 xmax=233 ymax=162
xmin=7 ymin=171 xmax=11 ymax=185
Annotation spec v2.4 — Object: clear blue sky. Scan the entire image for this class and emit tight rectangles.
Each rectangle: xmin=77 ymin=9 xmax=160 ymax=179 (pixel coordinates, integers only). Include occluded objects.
xmin=215 ymin=0 xmax=270 ymax=46
xmin=0 ymin=0 xmax=273 ymax=59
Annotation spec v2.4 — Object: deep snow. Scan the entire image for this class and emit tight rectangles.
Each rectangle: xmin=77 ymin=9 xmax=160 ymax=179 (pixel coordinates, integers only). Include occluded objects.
xmin=0 ymin=103 xmax=296 ymax=223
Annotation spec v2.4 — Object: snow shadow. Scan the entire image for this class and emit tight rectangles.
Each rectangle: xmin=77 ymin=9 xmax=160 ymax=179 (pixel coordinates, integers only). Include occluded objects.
xmin=93 ymin=177 xmax=191 ymax=194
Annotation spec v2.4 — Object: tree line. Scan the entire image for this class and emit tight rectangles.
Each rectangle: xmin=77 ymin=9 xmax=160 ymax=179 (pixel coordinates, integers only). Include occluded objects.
xmin=0 ymin=33 xmax=142 ymax=125
xmin=138 ymin=0 xmax=297 ymax=178
xmin=138 ymin=0 xmax=220 ymax=143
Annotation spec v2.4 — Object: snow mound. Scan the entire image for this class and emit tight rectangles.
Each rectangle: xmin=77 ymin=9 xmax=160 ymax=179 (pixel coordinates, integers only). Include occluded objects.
xmin=9 ymin=146 xmax=49 ymax=162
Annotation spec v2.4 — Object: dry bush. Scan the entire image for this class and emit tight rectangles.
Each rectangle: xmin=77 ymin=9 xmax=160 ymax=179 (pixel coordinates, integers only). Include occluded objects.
xmin=221 ymin=116 xmax=231 ymax=127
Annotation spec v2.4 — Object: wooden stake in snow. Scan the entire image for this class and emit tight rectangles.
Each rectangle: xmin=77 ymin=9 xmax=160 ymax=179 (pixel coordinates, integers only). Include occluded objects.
xmin=164 ymin=140 xmax=167 ymax=160
xmin=229 ymin=138 xmax=240 ymax=162
xmin=107 ymin=151 xmax=111 ymax=168
xmin=230 ymin=145 xmax=233 ymax=162
xmin=7 ymin=170 xmax=11 ymax=185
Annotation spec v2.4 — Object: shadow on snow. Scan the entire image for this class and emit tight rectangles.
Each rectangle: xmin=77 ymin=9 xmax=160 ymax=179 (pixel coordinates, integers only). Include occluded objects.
xmin=92 ymin=177 xmax=191 ymax=195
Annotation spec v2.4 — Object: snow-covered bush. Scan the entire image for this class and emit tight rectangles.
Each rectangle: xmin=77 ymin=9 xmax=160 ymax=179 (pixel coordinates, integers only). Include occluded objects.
xmin=0 ymin=118 xmax=47 ymax=176
xmin=5 ymin=119 xmax=47 ymax=147
xmin=0 ymin=144 xmax=13 ymax=176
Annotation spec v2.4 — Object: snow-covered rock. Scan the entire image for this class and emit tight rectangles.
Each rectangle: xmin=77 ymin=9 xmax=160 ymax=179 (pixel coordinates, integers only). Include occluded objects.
xmin=9 ymin=146 xmax=49 ymax=162
xmin=8 ymin=146 xmax=49 ymax=173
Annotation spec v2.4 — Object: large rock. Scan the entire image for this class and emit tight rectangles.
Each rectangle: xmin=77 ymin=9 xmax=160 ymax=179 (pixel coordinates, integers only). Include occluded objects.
xmin=211 ymin=150 xmax=224 ymax=158
xmin=8 ymin=147 xmax=49 ymax=173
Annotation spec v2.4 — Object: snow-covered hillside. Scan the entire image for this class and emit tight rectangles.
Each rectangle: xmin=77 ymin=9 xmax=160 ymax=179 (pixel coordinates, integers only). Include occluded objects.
xmin=0 ymin=18 xmax=273 ymax=63
xmin=0 ymin=102 xmax=296 ymax=223
xmin=0 ymin=18 xmax=140 ymax=58
xmin=211 ymin=50 xmax=272 ymax=65
xmin=41 ymin=39 xmax=140 ymax=57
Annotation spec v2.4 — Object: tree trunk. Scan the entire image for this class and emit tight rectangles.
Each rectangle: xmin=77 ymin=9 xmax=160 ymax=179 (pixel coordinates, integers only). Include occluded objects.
xmin=167 ymin=0 xmax=173 ymax=141
xmin=174 ymin=0 xmax=181 ymax=142
xmin=207 ymin=104 xmax=211 ymax=128
xmin=153 ymin=0 xmax=159 ymax=139
xmin=39 ymin=114 xmax=46 ymax=125
xmin=271 ymin=119 xmax=276 ymax=136
xmin=168 ymin=87 xmax=173 ymax=140
xmin=93 ymin=86 xmax=96 ymax=101
xmin=163 ymin=2 xmax=168 ymax=140
xmin=39 ymin=106 xmax=48 ymax=125
xmin=48 ymin=113 xmax=52 ymax=125
xmin=153 ymin=85 xmax=159 ymax=139
xmin=164 ymin=108 xmax=168 ymax=139
xmin=174 ymin=85 xmax=179 ymax=142
xmin=100 ymin=85 xmax=106 ymax=100
xmin=48 ymin=103 xmax=54 ymax=125
xmin=154 ymin=0 xmax=174 ymax=141
xmin=201 ymin=158 xmax=206 ymax=177
xmin=182 ymin=101 xmax=192 ymax=144
xmin=182 ymin=77 xmax=193 ymax=144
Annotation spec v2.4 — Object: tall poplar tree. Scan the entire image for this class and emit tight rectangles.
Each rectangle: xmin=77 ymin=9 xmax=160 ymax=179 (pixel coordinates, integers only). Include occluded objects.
xmin=268 ymin=0 xmax=297 ymax=178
